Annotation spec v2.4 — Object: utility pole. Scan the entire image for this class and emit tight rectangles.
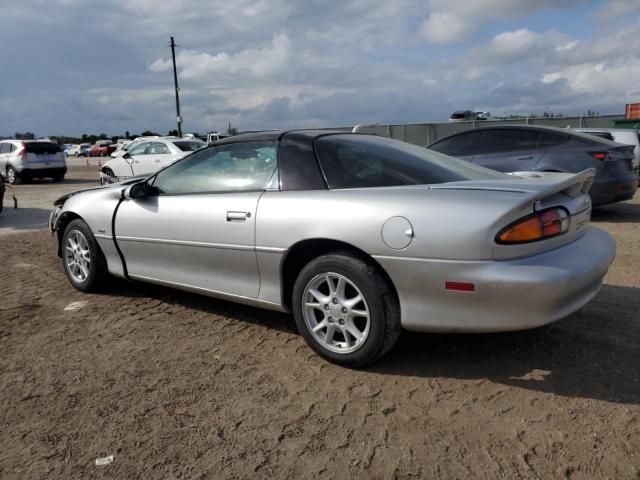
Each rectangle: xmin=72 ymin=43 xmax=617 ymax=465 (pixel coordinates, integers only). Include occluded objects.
xmin=170 ymin=36 xmax=182 ymax=137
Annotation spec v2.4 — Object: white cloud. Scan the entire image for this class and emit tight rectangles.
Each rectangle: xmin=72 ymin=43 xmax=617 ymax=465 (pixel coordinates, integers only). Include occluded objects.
xmin=597 ymin=0 xmax=640 ymax=20
xmin=420 ymin=0 xmax=590 ymax=43
xmin=149 ymin=34 xmax=292 ymax=81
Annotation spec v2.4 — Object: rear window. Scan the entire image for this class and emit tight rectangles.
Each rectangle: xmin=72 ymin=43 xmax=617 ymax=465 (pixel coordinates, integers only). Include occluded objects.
xmin=537 ymin=132 xmax=569 ymax=147
xmin=429 ymin=130 xmax=484 ymax=156
xmin=24 ymin=142 xmax=61 ymax=154
xmin=173 ymin=141 xmax=205 ymax=152
xmin=316 ymin=134 xmax=505 ymax=189
xmin=583 ymin=131 xmax=614 ymax=141
xmin=477 ymin=129 xmax=540 ymax=153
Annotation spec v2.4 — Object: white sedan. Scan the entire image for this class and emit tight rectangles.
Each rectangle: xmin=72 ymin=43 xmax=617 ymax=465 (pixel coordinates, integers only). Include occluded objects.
xmin=99 ymin=138 xmax=205 ymax=184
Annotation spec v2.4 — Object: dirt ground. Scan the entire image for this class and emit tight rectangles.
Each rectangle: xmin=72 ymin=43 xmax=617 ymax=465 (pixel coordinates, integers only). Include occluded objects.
xmin=0 ymin=167 xmax=639 ymax=479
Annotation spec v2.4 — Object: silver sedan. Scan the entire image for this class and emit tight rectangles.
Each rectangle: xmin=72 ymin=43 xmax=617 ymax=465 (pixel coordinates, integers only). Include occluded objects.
xmin=50 ymin=131 xmax=615 ymax=366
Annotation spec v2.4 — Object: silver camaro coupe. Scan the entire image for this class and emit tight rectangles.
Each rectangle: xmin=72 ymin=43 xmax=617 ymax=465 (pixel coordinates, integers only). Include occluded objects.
xmin=50 ymin=131 xmax=616 ymax=366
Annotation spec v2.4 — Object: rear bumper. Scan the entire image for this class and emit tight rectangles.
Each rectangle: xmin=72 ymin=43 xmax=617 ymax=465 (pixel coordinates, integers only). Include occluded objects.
xmin=374 ymin=227 xmax=615 ymax=333
xmin=19 ymin=167 xmax=67 ymax=178
xmin=590 ymin=174 xmax=637 ymax=205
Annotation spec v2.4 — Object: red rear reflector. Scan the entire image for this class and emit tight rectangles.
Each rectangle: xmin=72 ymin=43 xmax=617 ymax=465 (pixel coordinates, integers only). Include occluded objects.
xmin=445 ymin=281 xmax=475 ymax=292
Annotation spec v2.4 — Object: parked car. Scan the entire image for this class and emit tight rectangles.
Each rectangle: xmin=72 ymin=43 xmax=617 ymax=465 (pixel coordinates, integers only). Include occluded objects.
xmin=0 ymin=174 xmax=4 ymax=214
xmin=99 ymin=138 xmax=205 ymax=184
xmin=449 ymin=110 xmax=477 ymax=122
xmin=110 ymin=136 xmax=161 ymax=158
xmin=50 ymin=131 xmax=615 ymax=366
xmin=428 ymin=125 xmax=638 ymax=205
xmin=207 ymin=132 xmax=230 ymax=144
xmin=574 ymin=128 xmax=640 ymax=179
xmin=0 ymin=140 xmax=67 ymax=184
xmin=63 ymin=144 xmax=75 ymax=156
xmin=89 ymin=140 xmax=117 ymax=157
xmin=66 ymin=144 xmax=84 ymax=156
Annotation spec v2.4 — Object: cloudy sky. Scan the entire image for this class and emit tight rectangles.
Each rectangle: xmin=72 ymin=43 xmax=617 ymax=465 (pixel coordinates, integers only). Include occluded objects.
xmin=1 ymin=0 xmax=640 ymax=136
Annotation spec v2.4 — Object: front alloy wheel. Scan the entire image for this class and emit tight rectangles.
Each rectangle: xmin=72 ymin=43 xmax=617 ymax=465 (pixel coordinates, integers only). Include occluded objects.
xmin=62 ymin=219 xmax=107 ymax=291
xmin=65 ymin=230 xmax=92 ymax=284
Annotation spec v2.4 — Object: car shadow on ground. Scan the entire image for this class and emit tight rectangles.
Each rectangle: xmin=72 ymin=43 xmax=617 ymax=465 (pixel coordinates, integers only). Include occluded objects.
xmin=99 ymin=279 xmax=296 ymax=335
xmin=369 ymin=284 xmax=640 ymax=405
xmin=592 ymin=200 xmax=640 ymax=223
xmin=0 ymin=207 xmax=50 ymax=233
xmin=23 ymin=178 xmax=97 ymax=185
xmin=99 ymin=279 xmax=638 ymax=405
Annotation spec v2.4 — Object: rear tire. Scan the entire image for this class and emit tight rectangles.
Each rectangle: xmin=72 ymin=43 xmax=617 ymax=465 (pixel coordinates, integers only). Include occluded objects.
xmin=292 ymin=252 xmax=401 ymax=367
xmin=61 ymin=219 xmax=108 ymax=292
xmin=53 ymin=175 xmax=64 ymax=183
xmin=6 ymin=166 xmax=21 ymax=185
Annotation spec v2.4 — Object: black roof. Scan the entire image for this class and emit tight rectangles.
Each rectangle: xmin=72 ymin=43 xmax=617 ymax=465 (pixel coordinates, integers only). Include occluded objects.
xmin=212 ymin=129 xmax=352 ymax=145
xmin=430 ymin=123 xmax=622 ymax=148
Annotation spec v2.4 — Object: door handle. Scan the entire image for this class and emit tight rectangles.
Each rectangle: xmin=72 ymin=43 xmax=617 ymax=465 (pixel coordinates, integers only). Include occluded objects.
xmin=517 ymin=156 xmax=533 ymax=160
xmin=226 ymin=211 xmax=249 ymax=221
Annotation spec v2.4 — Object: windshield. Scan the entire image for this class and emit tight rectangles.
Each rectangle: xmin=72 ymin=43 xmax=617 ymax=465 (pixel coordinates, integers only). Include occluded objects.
xmin=315 ymin=134 xmax=506 ymax=189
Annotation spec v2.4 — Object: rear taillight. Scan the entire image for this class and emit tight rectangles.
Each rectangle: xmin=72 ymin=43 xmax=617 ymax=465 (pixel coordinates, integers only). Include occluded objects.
xmin=496 ymin=207 xmax=569 ymax=244
xmin=591 ymin=152 xmax=609 ymax=161
xmin=18 ymin=143 xmax=26 ymax=159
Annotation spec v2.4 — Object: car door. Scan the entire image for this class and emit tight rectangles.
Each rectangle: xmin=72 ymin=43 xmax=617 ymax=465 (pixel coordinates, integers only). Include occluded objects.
xmin=135 ymin=141 xmax=173 ymax=175
xmin=0 ymin=143 xmax=10 ymax=173
xmin=471 ymin=129 xmax=544 ymax=172
xmin=128 ymin=142 xmax=158 ymax=176
xmin=114 ymin=141 xmax=278 ymax=299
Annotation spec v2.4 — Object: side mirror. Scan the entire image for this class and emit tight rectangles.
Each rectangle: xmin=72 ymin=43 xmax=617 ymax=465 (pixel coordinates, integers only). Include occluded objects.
xmin=123 ymin=152 xmax=131 ymax=159
xmin=123 ymin=181 xmax=148 ymax=200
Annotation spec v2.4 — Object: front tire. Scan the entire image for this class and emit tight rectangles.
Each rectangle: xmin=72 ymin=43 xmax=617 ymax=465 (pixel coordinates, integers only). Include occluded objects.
xmin=292 ymin=252 xmax=401 ymax=367
xmin=100 ymin=167 xmax=115 ymax=185
xmin=61 ymin=219 xmax=107 ymax=292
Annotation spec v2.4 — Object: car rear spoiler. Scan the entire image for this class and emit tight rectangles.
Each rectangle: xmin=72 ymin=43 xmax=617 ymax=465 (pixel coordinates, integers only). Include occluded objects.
xmin=431 ymin=168 xmax=596 ymax=202
xmin=507 ymin=168 xmax=595 ymax=199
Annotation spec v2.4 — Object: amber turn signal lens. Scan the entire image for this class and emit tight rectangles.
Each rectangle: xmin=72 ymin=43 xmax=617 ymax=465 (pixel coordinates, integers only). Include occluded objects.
xmin=497 ymin=208 xmax=569 ymax=244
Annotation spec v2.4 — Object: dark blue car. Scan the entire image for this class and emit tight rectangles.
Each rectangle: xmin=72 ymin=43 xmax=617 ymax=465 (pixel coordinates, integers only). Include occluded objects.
xmin=428 ymin=125 xmax=638 ymax=205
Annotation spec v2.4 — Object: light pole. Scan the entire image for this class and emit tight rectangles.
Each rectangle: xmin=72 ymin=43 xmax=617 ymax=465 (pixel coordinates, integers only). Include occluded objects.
xmin=170 ymin=36 xmax=182 ymax=137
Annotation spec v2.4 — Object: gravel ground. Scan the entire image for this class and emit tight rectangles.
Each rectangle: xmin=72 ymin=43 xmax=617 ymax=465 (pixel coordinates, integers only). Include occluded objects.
xmin=0 ymin=166 xmax=639 ymax=479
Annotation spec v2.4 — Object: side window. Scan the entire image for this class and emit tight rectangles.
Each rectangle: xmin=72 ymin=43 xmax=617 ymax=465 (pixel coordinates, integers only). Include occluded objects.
xmin=537 ymin=132 xmax=568 ymax=148
xmin=10 ymin=144 xmax=16 ymax=153
xmin=148 ymin=142 xmax=170 ymax=154
xmin=478 ymin=129 xmax=540 ymax=153
xmin=429 ymin=131 xmax=484 ymax=156
xmin=129 ymin=143 xmax=149 ymax=156
xmin=151 ymin=142 xmax=278 ymax=195
xmin=0 ymin=144 xmax=9 ymax=154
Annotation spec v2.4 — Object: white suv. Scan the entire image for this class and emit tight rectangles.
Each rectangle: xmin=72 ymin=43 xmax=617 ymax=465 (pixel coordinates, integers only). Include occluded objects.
xmin=0 ymin=140 xmax=67 ymax=184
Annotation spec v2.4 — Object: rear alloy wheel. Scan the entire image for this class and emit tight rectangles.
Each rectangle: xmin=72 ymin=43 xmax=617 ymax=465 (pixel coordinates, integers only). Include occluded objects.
xmin=62 ymin=219 xmax=107 ymax=292
xmin=292 ymin=252 xmax=401 ymax=367
xmin=6 ymin=166 xmax=20 ymax=185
